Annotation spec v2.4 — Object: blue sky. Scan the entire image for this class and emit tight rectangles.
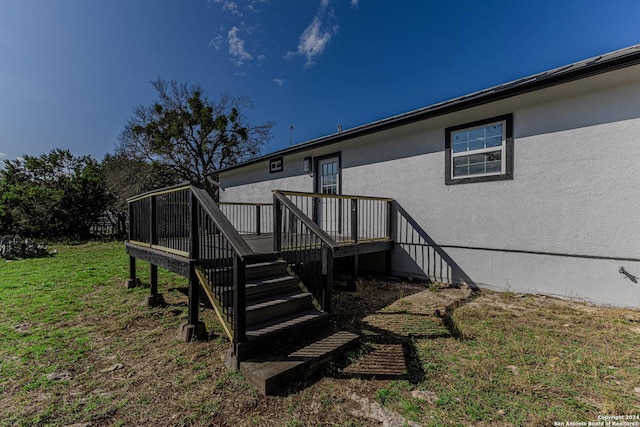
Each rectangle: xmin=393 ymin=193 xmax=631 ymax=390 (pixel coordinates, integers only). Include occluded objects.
xmin=1 ymin=0 xmax=639 ymax=164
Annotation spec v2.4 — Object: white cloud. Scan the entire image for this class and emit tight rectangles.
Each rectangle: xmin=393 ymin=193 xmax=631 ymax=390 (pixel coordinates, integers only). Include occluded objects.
xmin=273 ymin=78 xmax=285 ymax=86
xmin=247 ymin=0 xmax=269 ymax=12
xmin=287 ymin=0 xmax=338 ymax=68
xmin=228 ymin=26 xmax=253 ymax=66
xmin=351 ymin=0 xmax=359 ymax=8
xmin=0 ymin=152 xmax=6 ymax=159
xmin=223 ymin=1 xmax=242 ymax=16
xmin=211 ymin=0 xmax=243 ymax=16
xmin=209 ymin=35 xmax=224 ymax=50
xmin=297 ymin=16 xmax=335 ymax=67
xmin=257 ymin=54 xmax=266 ymax=61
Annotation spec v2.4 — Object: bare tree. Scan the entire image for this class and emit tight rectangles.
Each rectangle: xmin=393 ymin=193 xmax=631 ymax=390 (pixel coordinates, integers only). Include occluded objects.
xmin=116 ymin=79 xmax=272 ymax=194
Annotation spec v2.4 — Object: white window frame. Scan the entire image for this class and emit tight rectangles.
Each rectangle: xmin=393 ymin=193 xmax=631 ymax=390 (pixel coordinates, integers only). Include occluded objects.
xmin=445 ymin=113 xmax=513 ymax=185
xmin=450 ymin=120 xmax=507 ymax=179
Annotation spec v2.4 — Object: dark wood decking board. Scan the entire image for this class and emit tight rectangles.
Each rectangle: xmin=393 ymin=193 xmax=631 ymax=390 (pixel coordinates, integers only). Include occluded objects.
xmin=129 ymin=233 xmax=392 ymax=268
xmin=240 ymin=330 xmax=359 ymax=395
xmin=241 ymin=233 xmax=392 ymax=258
xmin=125 ymin=242 xmax=196 ymax=277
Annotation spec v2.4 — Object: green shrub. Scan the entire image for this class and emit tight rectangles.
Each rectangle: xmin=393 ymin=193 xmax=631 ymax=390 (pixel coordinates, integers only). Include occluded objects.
xmin=0 ymin=235 xmax=56 ymax=260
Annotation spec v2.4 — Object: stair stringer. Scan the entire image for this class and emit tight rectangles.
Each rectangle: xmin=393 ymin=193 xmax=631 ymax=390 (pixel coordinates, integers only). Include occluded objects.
xmin=194 ymin=266 xmax=234 ymax=341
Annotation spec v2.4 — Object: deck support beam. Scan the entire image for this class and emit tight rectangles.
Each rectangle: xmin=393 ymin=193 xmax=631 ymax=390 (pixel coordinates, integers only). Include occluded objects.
xmin=124 ymin=255 xmax=141 ymax=289
xmin=178 ymin=266 xmax=207 ymax=342
xmin=145 ymin=264 xmax=165 ymax=307
xmin=352 ymin=254 xmax=359 ymax=281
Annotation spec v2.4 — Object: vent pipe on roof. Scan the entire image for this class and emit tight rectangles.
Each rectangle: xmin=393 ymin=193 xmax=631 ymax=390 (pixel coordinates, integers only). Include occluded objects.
xmin=337 ymin=124 xmax=342 ymax=134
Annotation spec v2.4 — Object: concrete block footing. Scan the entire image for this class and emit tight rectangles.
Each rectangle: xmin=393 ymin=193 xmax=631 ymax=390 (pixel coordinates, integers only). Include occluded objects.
xmin=177 ymin=322 xmax=207 ymax=342
xmin=225 ymin=348 xmax=239 ymax=371
xmin=124 ymin=278 xmax=142 ymax=289
xmin=145 ymin=294 xmax=165 ymax=307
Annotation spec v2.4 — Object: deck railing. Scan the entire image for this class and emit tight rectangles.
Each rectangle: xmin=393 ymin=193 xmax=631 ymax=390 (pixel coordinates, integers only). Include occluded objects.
xmin=219 ymin=202 xmax=273 ymax=235
xmin=129 ymin=183 xmax=191 ymax=256
xmin=274 ymin=190 xmax=393 ymax=244
xmin=127 ymin=184 xmax=254 ymax=346
xmin=273 ymin=191 xmax=338 ymax=311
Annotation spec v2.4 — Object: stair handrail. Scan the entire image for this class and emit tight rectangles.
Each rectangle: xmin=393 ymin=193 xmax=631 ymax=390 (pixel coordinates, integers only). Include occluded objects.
xmin=191 ymin=186 xmax=254 ymax=259
xmin=273 ymin=190 xmax=338 ymax=312
xmin=276 ymin=189 xmax=394 ymax=202
xmin=273 ymin=190 xmax=339 ymax=251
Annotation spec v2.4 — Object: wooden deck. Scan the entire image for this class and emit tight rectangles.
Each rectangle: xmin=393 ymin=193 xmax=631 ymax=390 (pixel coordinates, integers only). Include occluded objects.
xmin=126 ymin=184 xmax=397 ymax=394
xmin=241 ymin=233 xmax=392 ymax=258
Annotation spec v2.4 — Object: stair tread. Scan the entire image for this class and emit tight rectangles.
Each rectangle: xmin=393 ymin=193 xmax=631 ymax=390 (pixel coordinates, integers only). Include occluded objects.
xmin=240 ymin=330 xmax=359 ymax=395
xmin=245 ymin=260 xmax=289 ymax=280
xmin=205 ymin=274 xmax=297 ymax=292
xmin=247 ymin=259 xmax=287 ymax=268
xmin=246 ymin=275 xmax=298 ymax=288
xmin=246 ymin=308 xmax=328 ymax=338
xmin=246 ymin=291 xmax=311 ymax=311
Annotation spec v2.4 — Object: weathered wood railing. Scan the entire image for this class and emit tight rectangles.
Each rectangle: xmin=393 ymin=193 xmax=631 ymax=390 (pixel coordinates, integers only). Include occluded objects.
xmin=274 ymin=190 xmax=393 ymax=244
xmin=218 ymin=202 xmax=273 ymax=235
xmin=127 ymin=184 xmax=253 ymax=349
xmin=273 ymin=191 xmax=338 ymax=312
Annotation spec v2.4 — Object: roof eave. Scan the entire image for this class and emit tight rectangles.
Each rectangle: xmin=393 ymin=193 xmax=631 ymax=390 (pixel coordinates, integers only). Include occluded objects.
xmin=216 ymin=45 xmax=640 ymax=175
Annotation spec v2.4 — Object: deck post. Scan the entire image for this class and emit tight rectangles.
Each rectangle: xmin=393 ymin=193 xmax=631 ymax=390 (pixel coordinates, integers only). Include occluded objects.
xmin=145 ymin=264 xmax=165 ymax=307
xmin=233 ymin=255 xmax=247 ymax=347
xmin=150 ymin=195 xmax=157 ymax=245
xmin=144 ymin=196 xmax=165 ymax=306
xmin=124 ymin=202 xmax=139 ymax=289
xmin=178 ymin=190 xmax=206 ymax=341
xmin=124 ymin=255 xmax=140 ymax=289
xmin=350 ymin=198 xmax=359 ymax=281
xmin=129 ymin=256 xmax=136 ymax=280
xmin=256 ymin=205 xmax=261 ymax=236
xmin=188 ymin=269 xmax=199 ymax=326
xmin=273 ymin=195 xmax=282 ymax=252
xmin=321 ymin=247 xmax=334 ymax=312
xmin=178 ymin=266 xmax=207 ymax=341
xmin=386 ymin=200 xmax=396 ymax=276
xmin=128 ymin=199 xmax=134 ymax=242
xmin=150 ymin=264 xmax=157 ymax=294
xmin=350 ymin=198 xmax=358 ymax=243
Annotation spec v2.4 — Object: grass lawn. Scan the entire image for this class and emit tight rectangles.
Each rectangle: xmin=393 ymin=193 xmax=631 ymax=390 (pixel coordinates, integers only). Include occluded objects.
xmin=1 ymin=241 xmax=639 ymax=426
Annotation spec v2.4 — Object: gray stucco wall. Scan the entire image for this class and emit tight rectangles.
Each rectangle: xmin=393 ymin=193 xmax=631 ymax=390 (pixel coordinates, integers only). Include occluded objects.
xmin=220 ymin=65 xmax=640 ymax=307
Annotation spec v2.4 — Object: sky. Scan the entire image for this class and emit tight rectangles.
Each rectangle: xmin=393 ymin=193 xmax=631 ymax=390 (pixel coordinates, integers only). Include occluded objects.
xmin=1 ymin=0 xmax=639 ymax=164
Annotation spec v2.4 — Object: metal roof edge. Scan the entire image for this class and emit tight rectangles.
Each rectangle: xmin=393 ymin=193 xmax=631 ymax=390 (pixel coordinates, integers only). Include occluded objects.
xmin=216 ymin=44 xmax=640 ymax=175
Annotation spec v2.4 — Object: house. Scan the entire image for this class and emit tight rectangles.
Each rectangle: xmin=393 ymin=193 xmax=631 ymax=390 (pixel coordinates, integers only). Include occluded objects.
xmin=216 ymin=45 xmax=640 ymax=308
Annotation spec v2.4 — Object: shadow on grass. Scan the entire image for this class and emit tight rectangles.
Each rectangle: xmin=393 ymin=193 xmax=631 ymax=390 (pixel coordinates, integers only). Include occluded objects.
xmin=327 ymin=280 xmax=480 ymax=385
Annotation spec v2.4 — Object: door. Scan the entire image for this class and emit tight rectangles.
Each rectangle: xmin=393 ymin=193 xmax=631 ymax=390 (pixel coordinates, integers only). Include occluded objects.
xmin=315 ymin=156 xmax=341 ymax=235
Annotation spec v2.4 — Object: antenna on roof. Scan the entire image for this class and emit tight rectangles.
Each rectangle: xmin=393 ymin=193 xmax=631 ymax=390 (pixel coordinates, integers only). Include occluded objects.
xmin=289 ymin=125 xmax=294 ymax=146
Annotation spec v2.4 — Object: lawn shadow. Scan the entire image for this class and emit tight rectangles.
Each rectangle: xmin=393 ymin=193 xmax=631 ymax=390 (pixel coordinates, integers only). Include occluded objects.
xmin=328 ymin=279 xmax=478 ymax=385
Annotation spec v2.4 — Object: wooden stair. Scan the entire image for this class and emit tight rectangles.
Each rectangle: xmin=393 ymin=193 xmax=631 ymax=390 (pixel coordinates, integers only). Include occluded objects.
xmin=241 ymin=330 xmax=358 ymax=395
xmin=201 ymin=256 xmax=357 ymax=394
xmin=239 ymin=257 xmax=332 ymax=356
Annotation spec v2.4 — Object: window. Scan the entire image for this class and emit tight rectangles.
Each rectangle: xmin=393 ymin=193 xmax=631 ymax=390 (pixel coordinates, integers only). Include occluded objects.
xmin=269 ymin=157 xmax=283 ymax=173
xmin=445 ymin=113 xmax=513 ymax=185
